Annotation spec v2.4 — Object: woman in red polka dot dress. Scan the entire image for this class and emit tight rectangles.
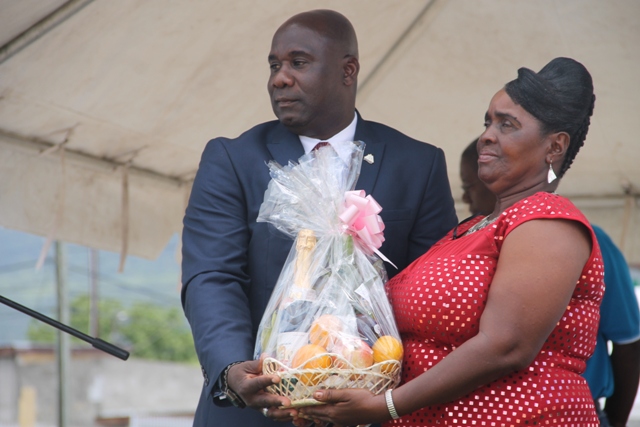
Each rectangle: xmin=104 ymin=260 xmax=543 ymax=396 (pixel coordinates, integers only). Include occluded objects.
xmin=299 ymin=57 xmax=603 ymax=426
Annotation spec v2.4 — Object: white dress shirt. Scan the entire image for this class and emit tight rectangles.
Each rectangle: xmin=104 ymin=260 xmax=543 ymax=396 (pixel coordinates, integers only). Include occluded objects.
xmin=298 ymin=112 xmax=358 ymax=165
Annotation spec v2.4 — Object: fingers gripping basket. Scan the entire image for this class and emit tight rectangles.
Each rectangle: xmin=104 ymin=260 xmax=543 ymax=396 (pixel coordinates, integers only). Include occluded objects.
xmin=255 ymin=141 xmax=403 ymax=406
xmin=263 ymin=354 xmax=401 ymax=407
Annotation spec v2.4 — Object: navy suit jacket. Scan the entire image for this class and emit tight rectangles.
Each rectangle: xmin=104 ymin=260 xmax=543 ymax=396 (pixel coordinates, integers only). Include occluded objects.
xmin=181 ymin=115 xmax=458 ymax=427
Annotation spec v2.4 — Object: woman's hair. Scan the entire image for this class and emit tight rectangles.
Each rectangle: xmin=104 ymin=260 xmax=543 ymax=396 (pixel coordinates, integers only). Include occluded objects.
xmin=505 ymin=57 xmax=595 ymax=177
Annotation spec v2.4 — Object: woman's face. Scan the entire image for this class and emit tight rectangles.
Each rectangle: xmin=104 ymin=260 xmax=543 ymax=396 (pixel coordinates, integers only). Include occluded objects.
xmin=477 ymin=89 xmax=550 ymax=196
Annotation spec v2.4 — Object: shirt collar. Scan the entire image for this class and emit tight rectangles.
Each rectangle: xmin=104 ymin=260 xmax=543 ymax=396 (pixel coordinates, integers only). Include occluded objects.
xmin=299 ymin=112 xmax=358 ymax=163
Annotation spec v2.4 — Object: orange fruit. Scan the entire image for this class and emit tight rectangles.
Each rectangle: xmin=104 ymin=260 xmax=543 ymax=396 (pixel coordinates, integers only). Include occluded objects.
xmin=373 ymin=336 xmax=403 ymax=375
xmin=372 ymin=335 xmax=403 ymax=363
xmin=378 ymin=360 xmax=401 ymax=375
xmin=291 ymin=343 xmax=332 ymax=385
xmin=309 ymin=314 xmax=343 ymax=349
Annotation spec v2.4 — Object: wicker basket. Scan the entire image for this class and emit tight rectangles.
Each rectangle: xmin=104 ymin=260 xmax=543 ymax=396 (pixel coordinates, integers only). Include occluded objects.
xmin=263 ymin=354 xmax=401 ymax=407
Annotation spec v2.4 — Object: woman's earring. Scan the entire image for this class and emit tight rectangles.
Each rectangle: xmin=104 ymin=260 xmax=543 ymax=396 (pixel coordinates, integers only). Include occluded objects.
xmin=547 ymin=162 xmax=557 ymax=184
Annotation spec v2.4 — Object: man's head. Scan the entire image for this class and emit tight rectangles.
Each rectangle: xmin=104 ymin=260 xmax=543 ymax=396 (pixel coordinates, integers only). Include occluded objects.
xmin=268 ymin=10 xmax=359 ymax=139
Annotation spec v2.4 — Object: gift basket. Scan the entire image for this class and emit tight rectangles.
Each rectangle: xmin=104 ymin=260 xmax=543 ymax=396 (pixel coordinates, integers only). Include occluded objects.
xmin=254 ymin=141 xmax=402 ymax=407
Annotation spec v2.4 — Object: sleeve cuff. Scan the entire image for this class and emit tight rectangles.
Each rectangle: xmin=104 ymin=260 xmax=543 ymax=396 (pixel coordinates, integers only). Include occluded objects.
xmin=212 ymin=374 xmax=233 ymax=407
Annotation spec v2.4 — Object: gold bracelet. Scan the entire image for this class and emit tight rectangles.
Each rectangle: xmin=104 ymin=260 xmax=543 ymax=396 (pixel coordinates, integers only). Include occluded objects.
xmin=385 ymin=389 xmax=400 ymax=420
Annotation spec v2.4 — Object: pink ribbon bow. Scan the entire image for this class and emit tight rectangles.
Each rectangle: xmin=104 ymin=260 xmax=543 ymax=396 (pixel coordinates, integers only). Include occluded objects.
xmin=339 ymin=190 xmax=396 ymax=268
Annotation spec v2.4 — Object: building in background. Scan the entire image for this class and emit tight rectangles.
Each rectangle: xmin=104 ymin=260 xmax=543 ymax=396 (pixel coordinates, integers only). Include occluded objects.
xmin=0 ymin=345 xmax=201 ymax=427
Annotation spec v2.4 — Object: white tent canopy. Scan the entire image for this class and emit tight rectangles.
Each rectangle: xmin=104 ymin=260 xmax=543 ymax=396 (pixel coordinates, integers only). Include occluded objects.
xmin=1 ymin=0 xmax=639 ymax=264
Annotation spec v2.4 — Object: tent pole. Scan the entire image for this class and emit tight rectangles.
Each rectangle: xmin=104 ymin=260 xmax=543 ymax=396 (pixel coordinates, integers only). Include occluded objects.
xmin=0 ymin=0 xmax=95 ymax=65
xmin=89 ymin=248 xmax=100 ymax=337
xmin=357 ymin=0 xmax=445 ymax=101
xmin=55 ymin=241 xmax=69 ymax=427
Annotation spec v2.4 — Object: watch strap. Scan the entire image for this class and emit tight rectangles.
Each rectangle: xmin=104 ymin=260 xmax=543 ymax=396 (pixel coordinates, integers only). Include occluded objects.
xmin=220 ymin=361 xmax=247 ymax=408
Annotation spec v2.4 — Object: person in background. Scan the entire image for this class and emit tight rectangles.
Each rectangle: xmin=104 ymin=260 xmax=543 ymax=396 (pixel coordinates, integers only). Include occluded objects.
xmin=459 ymin=138 xmax=496 ymax=217
xmin=299 ymin=57 xmax=604 ymax=426
xmin=180 ymin=9 xmax=458 ymax=427
xmin=583 ymin=225 xmax=640 ymax=427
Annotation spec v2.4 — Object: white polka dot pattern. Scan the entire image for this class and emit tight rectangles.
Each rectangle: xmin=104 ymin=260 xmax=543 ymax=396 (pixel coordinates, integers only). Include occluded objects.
xmin=385 ymin=193 xmax=604 ymax=426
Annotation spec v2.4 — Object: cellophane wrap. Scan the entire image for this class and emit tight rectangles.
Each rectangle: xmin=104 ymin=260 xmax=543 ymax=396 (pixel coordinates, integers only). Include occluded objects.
xmin=254 ymin=141 xmax=402 ymax=407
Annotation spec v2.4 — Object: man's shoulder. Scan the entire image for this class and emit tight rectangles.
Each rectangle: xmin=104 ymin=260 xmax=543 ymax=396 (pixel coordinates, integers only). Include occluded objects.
xmin=360 ymin=118 xmax=441 ymax=153
xmin=207 ymin=120 xmax=282 ymax=147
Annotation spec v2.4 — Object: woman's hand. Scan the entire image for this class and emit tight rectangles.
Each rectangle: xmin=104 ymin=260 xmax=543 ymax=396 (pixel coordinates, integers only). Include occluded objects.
xmin=296 ymin=388 xmax=388 ymax=427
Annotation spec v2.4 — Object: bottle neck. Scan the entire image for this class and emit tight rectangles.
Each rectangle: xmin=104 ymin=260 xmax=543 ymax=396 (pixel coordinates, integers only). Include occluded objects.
xmin=294 ymin=229 xmax=316 ymax=288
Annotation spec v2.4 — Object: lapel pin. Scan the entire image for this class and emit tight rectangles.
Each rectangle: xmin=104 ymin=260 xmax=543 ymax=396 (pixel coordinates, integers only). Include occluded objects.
xmin=364 ymin=154 xmax=374 ymax=164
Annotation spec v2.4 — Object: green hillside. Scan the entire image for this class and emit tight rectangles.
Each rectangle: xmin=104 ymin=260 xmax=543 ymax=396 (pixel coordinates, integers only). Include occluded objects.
xmin=0 ymin=227 xmax=184 ymax=346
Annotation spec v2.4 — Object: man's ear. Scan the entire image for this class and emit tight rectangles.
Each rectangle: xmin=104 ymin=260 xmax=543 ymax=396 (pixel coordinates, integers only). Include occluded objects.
xmin=343 ymin=56 xmax=359 ymax=86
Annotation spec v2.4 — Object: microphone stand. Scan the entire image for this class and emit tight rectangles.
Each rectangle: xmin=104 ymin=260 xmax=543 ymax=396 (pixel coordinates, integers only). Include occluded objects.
xmin=0 ymin=294 xmax=129 ymax=360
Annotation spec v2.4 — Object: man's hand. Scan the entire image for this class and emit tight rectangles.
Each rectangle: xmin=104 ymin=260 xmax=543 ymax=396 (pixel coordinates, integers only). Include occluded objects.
xmin=227 ymin=356 xmax=298 ymax=421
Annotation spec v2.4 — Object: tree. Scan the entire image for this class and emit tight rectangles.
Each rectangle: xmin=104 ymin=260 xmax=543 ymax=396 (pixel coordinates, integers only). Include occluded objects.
xmin=118 ymin=302 xmax=197 ymax=362
xmin=27 ymin=295 xmax=197 ymax=363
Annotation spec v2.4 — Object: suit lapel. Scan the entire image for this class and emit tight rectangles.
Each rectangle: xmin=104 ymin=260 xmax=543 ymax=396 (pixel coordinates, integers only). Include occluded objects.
xmin=266 ymin=124 xmax=305 ymax=166
xmin=264 ymin=116 xmax=384 ymax=195
xmin=354 ymin=115 xmax=385 ymax=195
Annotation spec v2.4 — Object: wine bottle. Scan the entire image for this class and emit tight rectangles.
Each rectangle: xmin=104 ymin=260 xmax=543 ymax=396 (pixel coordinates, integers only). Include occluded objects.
xmin=276 ymin=229 xmax=318 ymax=365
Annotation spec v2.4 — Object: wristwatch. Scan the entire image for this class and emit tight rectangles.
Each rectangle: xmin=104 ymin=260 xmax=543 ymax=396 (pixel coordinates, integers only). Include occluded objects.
xmin=219 ymin=361 xmax=246 ymax=408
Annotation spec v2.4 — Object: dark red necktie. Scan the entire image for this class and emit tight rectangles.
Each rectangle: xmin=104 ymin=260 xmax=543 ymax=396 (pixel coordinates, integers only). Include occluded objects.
xmin=313 ymin=141 xmax=330 ymax=151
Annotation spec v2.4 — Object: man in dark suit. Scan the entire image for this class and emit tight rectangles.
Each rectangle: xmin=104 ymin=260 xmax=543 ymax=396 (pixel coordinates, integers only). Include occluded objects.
xmin=181 ymin=9 xmax=458 ymax=427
